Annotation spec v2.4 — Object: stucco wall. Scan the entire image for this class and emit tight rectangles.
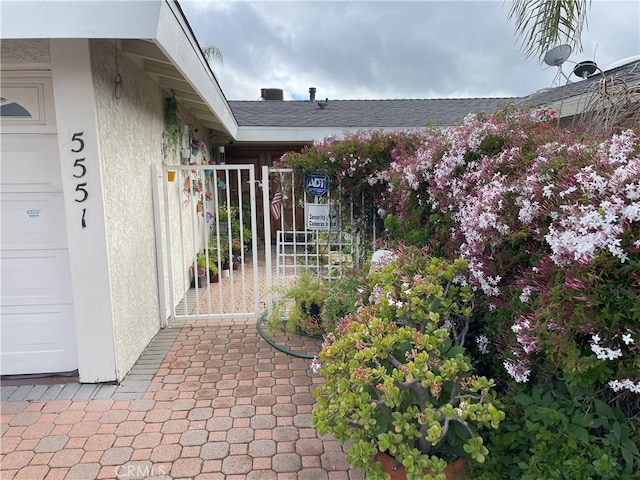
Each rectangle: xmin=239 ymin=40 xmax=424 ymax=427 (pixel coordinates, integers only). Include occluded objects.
xmin=89 ymin=39 xmax=162 ymax=380
xmin=0 ymin=39 xmax=50 ymax=67
xmin=89 ymin=39 xmax=208 ymax=381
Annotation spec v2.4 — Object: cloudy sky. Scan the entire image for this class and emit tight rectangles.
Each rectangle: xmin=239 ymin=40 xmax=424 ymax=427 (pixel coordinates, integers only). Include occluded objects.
xmin=180 ymin=0 xmax=640 ymax=101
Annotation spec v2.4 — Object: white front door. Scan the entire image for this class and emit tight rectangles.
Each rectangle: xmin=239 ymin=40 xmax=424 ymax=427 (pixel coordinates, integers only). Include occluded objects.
xmin=0 ymin=74 xmax=78 ymax=375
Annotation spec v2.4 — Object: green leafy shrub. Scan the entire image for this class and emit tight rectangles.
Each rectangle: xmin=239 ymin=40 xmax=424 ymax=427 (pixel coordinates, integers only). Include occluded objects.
xmin=320 ymin=272 xmax=364 ymax=333
xmin=467 ymin=382 xmax=639 ymax=479
xmin=312 ymin=247 xmax=504 ymax=479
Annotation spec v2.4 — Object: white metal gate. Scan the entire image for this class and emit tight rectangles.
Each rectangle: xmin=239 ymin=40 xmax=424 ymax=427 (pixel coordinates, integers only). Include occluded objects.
xmin=153 ymin=163 xmax=260 ymax=322
xmin=261 ymin=166 xmax=366 ymax=308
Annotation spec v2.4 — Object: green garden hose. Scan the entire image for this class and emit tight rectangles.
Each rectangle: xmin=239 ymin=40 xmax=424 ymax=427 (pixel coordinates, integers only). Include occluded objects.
xmin=256 ymin=310 xmax=317 ymax=359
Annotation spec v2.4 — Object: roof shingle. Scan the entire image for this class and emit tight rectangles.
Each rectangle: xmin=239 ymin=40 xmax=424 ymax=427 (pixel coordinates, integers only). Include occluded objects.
xmin=229 ymin=97 xmax=516 ymax=128
xmin=228 ymin=61 xmax=639 ymax=129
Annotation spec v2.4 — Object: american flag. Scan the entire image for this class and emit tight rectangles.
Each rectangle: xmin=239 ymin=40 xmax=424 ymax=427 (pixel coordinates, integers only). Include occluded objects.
xmin=270 ymin=188 xmax=282 ymax=220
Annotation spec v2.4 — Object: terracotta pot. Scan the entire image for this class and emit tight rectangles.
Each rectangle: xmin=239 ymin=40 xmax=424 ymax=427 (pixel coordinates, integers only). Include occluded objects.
xmin=375 ymin=451 xmax=467 ymax=480
xmin=190 ymin=266 xmax=206 ymax=276
xmin=190 ymin=266 xmax=207 ymax=288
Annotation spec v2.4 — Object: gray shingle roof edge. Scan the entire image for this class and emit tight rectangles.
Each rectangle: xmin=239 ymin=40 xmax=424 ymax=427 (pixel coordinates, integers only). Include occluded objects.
xmin=228 ymin=61 xmax=639 ymax=128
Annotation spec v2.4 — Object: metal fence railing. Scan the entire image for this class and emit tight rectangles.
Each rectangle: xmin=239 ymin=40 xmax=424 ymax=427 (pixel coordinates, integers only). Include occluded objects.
xmin=153 ymin=163 xmax=260 ymax=322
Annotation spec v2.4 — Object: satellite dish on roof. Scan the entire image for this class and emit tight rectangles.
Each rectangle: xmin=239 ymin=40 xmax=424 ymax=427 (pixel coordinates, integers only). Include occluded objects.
xmin=544 ymin=44 xmax=572 ymax=66
xmin=543 ymin=44 xmax=573 ymax=86
xmin=572 ymin=60 xmax=599 ymax=79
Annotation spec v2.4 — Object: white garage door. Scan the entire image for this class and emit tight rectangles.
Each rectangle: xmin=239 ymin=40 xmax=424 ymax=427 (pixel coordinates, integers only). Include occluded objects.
xmin=0 ymin=75 xmax=78 ymax=375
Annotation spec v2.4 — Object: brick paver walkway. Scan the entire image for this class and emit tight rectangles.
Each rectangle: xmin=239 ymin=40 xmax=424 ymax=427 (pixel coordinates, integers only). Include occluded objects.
xmin=0 ymin=319 xmax=364 ymax=480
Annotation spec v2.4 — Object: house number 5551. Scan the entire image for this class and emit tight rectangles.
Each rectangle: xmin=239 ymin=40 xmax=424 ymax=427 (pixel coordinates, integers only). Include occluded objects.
xmin=71 ymin=131 xmax=88 ymax=227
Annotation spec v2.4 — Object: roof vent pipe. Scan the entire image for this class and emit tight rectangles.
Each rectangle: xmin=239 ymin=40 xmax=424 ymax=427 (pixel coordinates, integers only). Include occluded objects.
xmin=309 ymin=87 xmax=316 ymax=102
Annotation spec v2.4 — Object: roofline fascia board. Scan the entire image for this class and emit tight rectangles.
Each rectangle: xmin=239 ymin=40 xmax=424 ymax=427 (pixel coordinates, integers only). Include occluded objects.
xmin=548 ymin=96 xmax=589 ymax=119
xmin=0 ymin=1 xmax=162 ymax=39
xmin=234 ymin=126 xmax=439 ymax=143
xmin=154 ymin=1 xmax=238 ymax=139
xmin=550 ymin=77 xmax=640 ymax=119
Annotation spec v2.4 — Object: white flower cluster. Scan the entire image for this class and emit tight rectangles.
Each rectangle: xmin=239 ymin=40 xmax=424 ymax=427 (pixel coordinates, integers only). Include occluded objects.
xmin=517 ymin=198 xmax=541 ymax=224
xmin=476 ymin=334 xmax=490 ymax=354
xmin=369 ymin=285 xmax=383 ymax=304
xmin=456 ymin=400 xmax=470 ymax=418
xmin=511 ymin=315 xmax=540 ymax=354
xmin=455 ymin=173 xmax=517 ymax=295
xmin=503 ymin=359 xmax=531 ymax=383
xmin=442 ymin=319 xmax=454 ymax=332
xmin=386 ymin=292 xmax=403 ymax=309
xmin=404 ymin=170 xmax=420 ymax=190
xmin=519 ymin=286 xmax=532 ymax=303
xmin=463 ymin=258 xmax=502 ymax=297
xmin=605 ymin=128 xmax=637 ymax=165
xmin=545 ymin=202 xmax=630 ymax=264
xmin=452 ymin=274 xmax=468 ymax=286
xmin=544 ymin=130 xmax=640 ymax=266
xmin=310 ymin=356 xmax=321 ymax=374
xmin=575 ymin=166 xmax=606 ymax=195
xmin=338 ymin=153 xmax=374 ymax=179
xmin=608 ymin=378 xmax=640 ymax=393
xmin=367 ymin=170 xmax=390 ymax=186
xmin=590 ymin=334 xmax=623 ymax=361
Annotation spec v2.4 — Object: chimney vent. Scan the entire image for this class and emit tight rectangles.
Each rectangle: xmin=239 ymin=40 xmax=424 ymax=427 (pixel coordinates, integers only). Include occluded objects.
xmin=309 ymin=87 xmax=316 ymax=102
xmin=260 ymin=88 xmax=284 ymax=101
xmin=317 ymin=98 xmax=329 ymax=110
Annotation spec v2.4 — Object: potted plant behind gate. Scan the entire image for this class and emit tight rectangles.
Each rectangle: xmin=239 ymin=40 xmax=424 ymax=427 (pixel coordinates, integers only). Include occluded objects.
xmin=208 ymin=242 xmax=230 ymax=278
xmin=197 ymin=252 xmax=219 ymax=283
xmin=190 ymin=264 xmax=207 ymax=288
xmin=311 ymin=246 xmax=504 ymax=480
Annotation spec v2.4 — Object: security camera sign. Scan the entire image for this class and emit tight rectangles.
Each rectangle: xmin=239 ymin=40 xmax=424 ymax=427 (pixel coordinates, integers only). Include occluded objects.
xmin=304 ymin=173 xmax=330 ymax=197
xmin=305 ymin=203 xmax=338 ymax=230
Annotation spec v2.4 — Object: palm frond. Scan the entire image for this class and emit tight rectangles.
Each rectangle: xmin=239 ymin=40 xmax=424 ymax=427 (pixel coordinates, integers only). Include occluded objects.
xmin=508 ymin=0 xmax=591 ymax=61
xmin=203 ymin=45 xmax=224 ymax=67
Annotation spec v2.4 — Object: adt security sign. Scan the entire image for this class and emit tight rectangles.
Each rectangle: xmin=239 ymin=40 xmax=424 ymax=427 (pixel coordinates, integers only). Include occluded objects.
xmin=304 ymin=173 xmax=330 ymax=197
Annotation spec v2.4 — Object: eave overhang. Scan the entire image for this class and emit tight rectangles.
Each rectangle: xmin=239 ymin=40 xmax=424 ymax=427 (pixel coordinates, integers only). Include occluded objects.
xmin=1 ymin=0 xmax=238 ymax=141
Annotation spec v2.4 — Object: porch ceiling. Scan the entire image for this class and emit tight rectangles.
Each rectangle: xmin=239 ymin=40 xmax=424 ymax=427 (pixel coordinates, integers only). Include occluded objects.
xmin=121 ymin=39 xmax=228 ymax=135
